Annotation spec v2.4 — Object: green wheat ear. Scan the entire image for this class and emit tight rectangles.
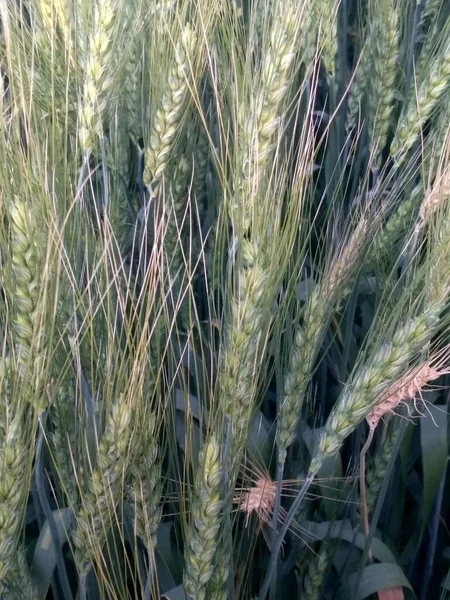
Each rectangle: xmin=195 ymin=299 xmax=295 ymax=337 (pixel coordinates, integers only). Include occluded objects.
xmin=184 ymin=434 xmax=223 ymax=600
xmin=78 ymin=0 xmax=116 ymax=153
xmin=310 ymin=311 xmax=438 ymax=474
xmin=72 ymin=394 xmax=132 ymax=578
xmin=143 ymin=24 xmax=197 ymax=193
xmin=391 ymin=36 xmax=450 ymax=164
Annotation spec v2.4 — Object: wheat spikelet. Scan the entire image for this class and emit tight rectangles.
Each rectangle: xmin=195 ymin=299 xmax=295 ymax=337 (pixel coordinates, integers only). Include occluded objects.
xmin=184 ymin=434 xmax=223 ymax=600
xmin=310 ymin=311 xmax=439 ymax=474
xmin=78 ymin=0 xmax=116 ymax=152
xmin=72 ymin=394 xmax=131 ymax=577
xmin=143 ymin=24 xmax=197 ymax=192
xmin=391 ymin=36 xmax=450 ymax=164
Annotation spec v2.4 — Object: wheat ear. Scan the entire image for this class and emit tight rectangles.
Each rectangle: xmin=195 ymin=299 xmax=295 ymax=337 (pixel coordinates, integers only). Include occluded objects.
xmin=301 ymin=546 xmax=329 ymax=600
xmin=365 ymin=419 xmax=402 ymax=515
xmin=314 ymin=0 xmax=339 ymax=79
xmin=72 ymin=394 xmax=131 ymax=578
xmin=391 ymin=36 xmax=450 ymax=164
xmin=78 ymin=0 xmax=115 ymax=152
xmin=125 ymin=40 xmax=143 ymax=145
xmin=0 ymin=413 xmax=30 ymax=588
xmin=368 ymin=0 xmax=399 ymax=162
xmin=207 ymin=547 xmax=229 ymax=600
xmin=0 ymin=545 xmax=34 ymax=599
xmin=127 ymin=410 xmax=162 ymax=550
xmin=419 ymin=165 xmax=450 ymax=224
xmin=277 ymin=218 xmax=368 ymax=462
xmin=310 ymin=311 xmax=439 ymax=474
xmin=143 ymin=24 xmax=197 ymax=192
xmin=221 ymin=239 xmax=271 ymax=464
xmin=368 ymin=184 xmax=423 ymax=268
xmin=234 ymin=4 xmax=298 ymax=230
xmin=346 ymin=37 xmax=372 ymax=134
xmin=164 ymin=155 xmax=191 ymax=321
xmin=9 ymin=199 xmax=47 ymax=411
xmin=184 ymin=434 xmax=223 ymax=600
xmin=51 ymin=383 xmax=79 ymax=507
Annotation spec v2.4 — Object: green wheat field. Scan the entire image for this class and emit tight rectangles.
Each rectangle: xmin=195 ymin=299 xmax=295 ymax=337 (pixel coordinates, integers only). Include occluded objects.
xmin=1 ymin=0 xmax=450 ymax=598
